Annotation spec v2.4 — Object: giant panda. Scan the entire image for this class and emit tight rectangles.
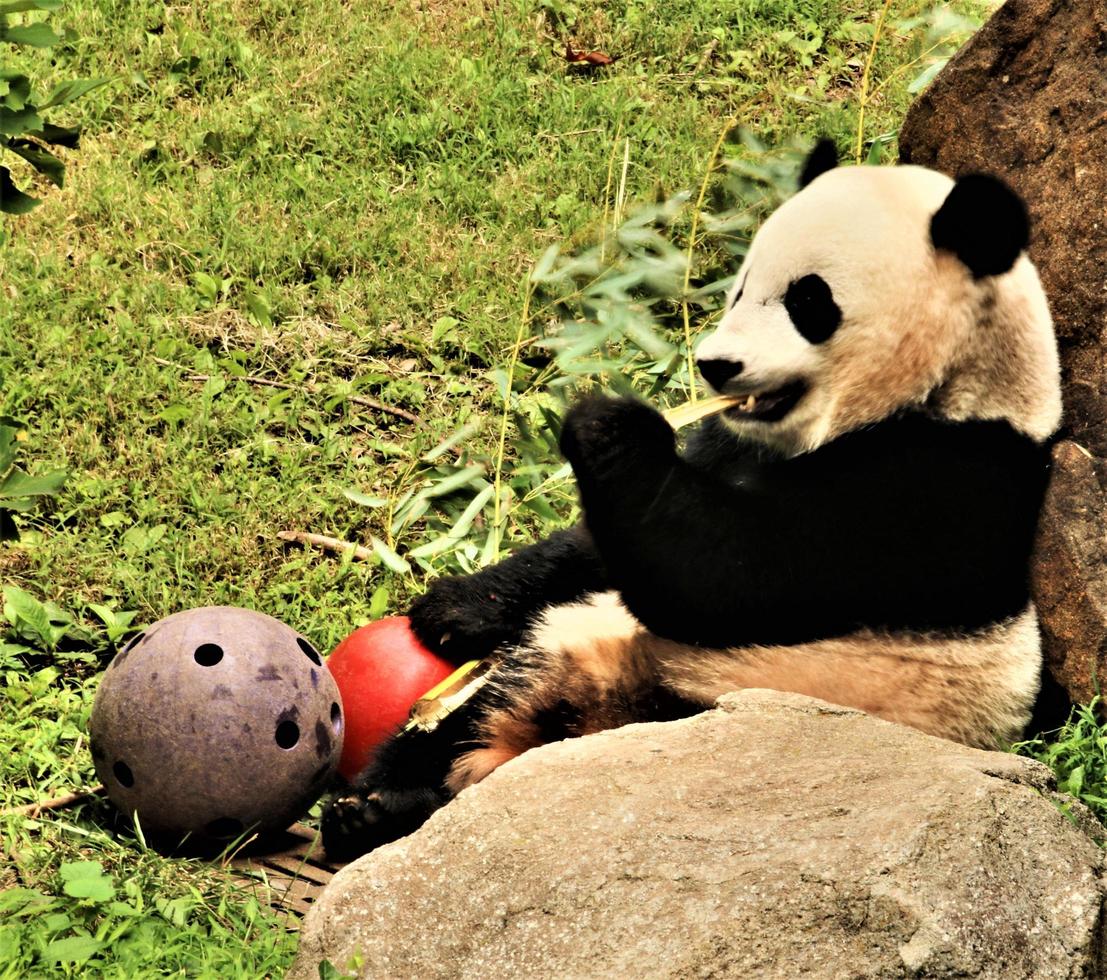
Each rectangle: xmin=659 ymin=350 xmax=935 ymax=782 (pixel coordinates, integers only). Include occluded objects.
xmin=322 ymin=141 xmax=1062 ymax=860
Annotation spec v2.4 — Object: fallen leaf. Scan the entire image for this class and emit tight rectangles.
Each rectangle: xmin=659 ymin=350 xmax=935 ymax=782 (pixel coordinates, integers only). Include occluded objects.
xmin=565 ymin=43 xmax=616 ymax=67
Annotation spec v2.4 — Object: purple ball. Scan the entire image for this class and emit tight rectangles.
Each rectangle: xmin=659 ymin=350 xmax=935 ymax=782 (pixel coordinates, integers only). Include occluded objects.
xmin=89 ymin=606 xmax=344 ymax=843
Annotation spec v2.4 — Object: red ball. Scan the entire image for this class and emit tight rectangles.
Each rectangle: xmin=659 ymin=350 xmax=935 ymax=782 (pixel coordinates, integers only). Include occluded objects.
xmin=327 ymin=616 xmax=454 ymax=781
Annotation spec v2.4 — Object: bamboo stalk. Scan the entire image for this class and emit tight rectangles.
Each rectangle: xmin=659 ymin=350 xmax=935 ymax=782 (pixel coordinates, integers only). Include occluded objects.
xmin=276 ymin=530 xmax=373 ymax=560
xmin=663 ymin=395 xmax=739 ymax=430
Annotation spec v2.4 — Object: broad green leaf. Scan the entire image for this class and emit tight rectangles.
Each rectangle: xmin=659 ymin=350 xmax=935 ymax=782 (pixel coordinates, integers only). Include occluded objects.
xmin=0 ymin=72 xmax=30 ymax=110
xmin=158 ymin=403 xmax=191 ymax=426
xmin=0 ymin=104 xmax=41 ymax=137
xmin=88 ymin=603 xmax=137 ymax=641
xmin=431 ymin=315 xmax=459 ymax=345
xmin=318 ymin=959 xmax=356 ymax=980
xmin=39 ymin=76 xmax=108 ymax=109
xmin=368 ymin=585 xmax=390 ymax=619
xmin=0 ymin=0 xmax=63 ymax=12
xmin=155 ymin=895 xmax=193 ymax=927
xmin=42 ymin=935 xmax=102 ymax=964
xmin=244 ymin=289 xmax=272 ymax=325
xmin=29 ymin=121 xmax=79 ymax=147
xmin=3 ymin=584 xmax=52 ymax=644
xmin=192 ymin=271 xmax=219 ymax=303
xmin=1 ymin=496 xmax=36 ymax=512
xmin=5 ymin=138 xmax=63 ymax=185
xmin=0 ymin=466 xmax=67 ymax=498
xmin=44 ymin=911 xmax=71 ymax=931
xmin=0 ymin=165 xmax=37 ymax=213
xmin=0 ymin=881 xmax=50 ymax=912
xmin=0 ymin=640 xmax=37 ymax=658
xmin=3 ymin=22 xmax=61 ymax=47
xmin=60 ymin=861 xmax=115 ymax=903
xmin=0 ymin=423 xmax=18 ymax=471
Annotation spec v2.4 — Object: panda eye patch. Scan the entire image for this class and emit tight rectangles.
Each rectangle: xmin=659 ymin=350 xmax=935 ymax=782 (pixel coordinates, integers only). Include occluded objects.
xmin=784 ymin=273 xmax=841 ymax=344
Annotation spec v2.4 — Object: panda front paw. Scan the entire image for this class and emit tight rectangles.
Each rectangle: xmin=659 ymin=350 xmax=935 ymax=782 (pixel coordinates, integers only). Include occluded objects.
xmin=408 ymin=575 xmax=522 ymax=663
xmin=560 ymin=395 xmax=676 ymax=482
xmin=321 ymin=785 xmax=442 ymax=861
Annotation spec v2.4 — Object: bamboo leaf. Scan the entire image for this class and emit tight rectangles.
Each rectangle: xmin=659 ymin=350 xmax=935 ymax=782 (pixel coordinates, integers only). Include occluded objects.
xmin=370 ymin=536 xmax=410 ymax=575
xmin=407 ymin=485 xmax=494 ymax=558
xmin=341 ymin=489 xmax=388 ymax=508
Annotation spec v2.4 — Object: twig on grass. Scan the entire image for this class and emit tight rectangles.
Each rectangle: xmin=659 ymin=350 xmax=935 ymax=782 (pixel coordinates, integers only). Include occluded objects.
xmin=277 ymin=530 xmax=374 ymax=561
xmin=1 ymin=785 xmax=106 ymax=818
xmin=153 ymin=357 xmax=422 ymax=424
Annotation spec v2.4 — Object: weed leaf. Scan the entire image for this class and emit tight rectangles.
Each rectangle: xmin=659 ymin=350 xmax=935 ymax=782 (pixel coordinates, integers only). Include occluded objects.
xmin=59 ymin=861 xmax=116 ymax=903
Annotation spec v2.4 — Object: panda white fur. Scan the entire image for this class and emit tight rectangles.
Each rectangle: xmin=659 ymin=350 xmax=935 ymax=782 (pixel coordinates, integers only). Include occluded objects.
xmin=322 ymin=142 xmax=1062 ymax=859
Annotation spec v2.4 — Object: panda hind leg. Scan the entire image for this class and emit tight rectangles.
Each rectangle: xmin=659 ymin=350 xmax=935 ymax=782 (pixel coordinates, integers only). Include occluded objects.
xmin=321 ymin=711 xmax=467 ymax=861
xmin=322 ymin=593 xmax=695 ymax=860
xmin=447 ymin=592 xmax=701 ymax=794
xmin=320 ymin=648 xmax=569 ymax=861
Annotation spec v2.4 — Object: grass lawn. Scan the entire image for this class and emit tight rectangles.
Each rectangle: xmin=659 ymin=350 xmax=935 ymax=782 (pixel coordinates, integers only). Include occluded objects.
xmin=3 ymin=0 xmax=992 ymax=974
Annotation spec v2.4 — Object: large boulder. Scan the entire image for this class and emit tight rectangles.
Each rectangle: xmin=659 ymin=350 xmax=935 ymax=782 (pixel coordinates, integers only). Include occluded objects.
xmin=1032 ymin=441 xmax=1107 ymax=706
xmin=290 ymin=691 xmax=1105 ymax=979
xmin=899 ymin=0 xmax=1107 ymax=705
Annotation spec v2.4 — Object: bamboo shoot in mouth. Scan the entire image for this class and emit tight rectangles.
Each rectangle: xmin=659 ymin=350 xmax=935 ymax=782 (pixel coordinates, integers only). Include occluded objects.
xmin=662 ymin=394 xmax=740 ymax=430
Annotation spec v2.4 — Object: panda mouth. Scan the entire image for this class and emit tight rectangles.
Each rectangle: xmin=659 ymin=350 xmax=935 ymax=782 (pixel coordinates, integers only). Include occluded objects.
xmin=723 ymin=380 xmax=807 ymax=422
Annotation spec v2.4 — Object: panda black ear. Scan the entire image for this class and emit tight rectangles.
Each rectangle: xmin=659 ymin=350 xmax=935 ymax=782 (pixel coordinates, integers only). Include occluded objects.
xmin=930 ymin=174 xmax=1029 ymax=279
xmin=798 ymin=138 xmax=838 ymax=189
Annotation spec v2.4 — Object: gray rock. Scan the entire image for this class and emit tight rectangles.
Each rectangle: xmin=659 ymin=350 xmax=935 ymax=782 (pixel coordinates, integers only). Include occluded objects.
xmin=290 ymin=691 xmax=1105 ymax=979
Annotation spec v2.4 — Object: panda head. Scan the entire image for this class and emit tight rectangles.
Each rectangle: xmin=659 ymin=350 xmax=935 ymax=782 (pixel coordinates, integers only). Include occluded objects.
xmin=695 ymin=142 xmax=1062 ymax=455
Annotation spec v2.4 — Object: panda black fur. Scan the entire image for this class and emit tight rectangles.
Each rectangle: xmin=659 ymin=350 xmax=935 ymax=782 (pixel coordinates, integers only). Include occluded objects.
xmin=322 ymin=143 xmax=1062 ymax=860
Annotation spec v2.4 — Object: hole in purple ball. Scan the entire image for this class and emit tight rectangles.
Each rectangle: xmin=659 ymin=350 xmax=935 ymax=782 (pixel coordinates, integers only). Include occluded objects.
xmin=123 ymin=631 xmax=145 ymax=653
xmin=113 ymin=761 xmax=134 ymax=788
xmin=330 ymin=701 xmax=342 ymax=734
xmin=297 ymin=637 xmax=322 ymax=666
xmin=205 ymin=817 xmax=244 ymax=840
xmin=194 ymin=644 xmax=223 ymax=667
xmin=275 ymin=720 xmax=300 ymax=749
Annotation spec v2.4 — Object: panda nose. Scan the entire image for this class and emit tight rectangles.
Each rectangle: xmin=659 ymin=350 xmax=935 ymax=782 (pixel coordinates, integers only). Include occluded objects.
xmin=697 ymin=358 xmax=744 ymax=391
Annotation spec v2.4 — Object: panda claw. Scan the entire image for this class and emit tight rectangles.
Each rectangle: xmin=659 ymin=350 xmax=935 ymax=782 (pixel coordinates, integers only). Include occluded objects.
xmin=321 ymin=787 xmax=442 ymax=860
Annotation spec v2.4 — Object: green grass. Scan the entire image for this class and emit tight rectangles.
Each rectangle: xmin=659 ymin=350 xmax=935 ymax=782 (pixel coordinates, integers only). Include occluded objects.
xmin=3 ymin=0 xmax=992 ymax=974
xmin=1014 ymin=699 xmax=1107 ymax=828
